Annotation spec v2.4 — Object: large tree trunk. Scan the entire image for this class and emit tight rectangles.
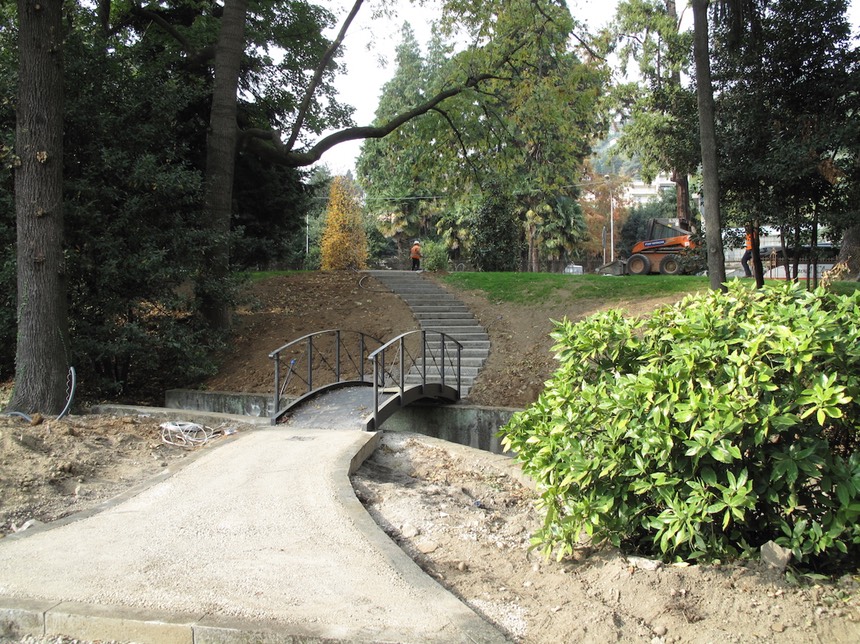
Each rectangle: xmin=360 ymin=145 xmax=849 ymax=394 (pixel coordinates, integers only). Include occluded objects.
xmin=199 ymin=0 xmax=248 ymax=331
xmin=751 ymin=218 xmax=764 ymax=288
xmin=672 ymin=169 xmax=692 ymax=229
xmin=837 ymin=224 xmax=860 ymax=280
xmin=8 ymin=0 xmax=70 ymax=415
xmin=691 ymin=0 xmax=727 ymax=291
xmin=666 ymin=1 xmax=693 ymax=230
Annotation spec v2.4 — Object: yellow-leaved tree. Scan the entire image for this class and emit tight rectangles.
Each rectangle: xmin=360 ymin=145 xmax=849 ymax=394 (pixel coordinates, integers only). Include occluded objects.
xmin=320 ymin=176 xmax=368 ymax=270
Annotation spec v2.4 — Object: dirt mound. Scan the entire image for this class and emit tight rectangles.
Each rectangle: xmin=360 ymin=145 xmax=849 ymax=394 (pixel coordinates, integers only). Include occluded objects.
xmin=203 ymin=270 xmax=683 ymax=409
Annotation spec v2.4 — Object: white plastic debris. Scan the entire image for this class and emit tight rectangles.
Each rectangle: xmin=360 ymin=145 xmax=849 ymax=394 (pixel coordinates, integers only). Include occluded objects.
xmin=159 ymin=421 xmax=216 ymax=447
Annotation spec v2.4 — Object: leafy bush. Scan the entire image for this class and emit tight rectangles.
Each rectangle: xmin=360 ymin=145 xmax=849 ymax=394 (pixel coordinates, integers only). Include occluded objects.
xmin=469 ymin=188 xmax=521 ymax=272
xmin=421 ymin=239 xmax=449 ymax=272
xmin=502 ymin=281 xmax=860 ymax=569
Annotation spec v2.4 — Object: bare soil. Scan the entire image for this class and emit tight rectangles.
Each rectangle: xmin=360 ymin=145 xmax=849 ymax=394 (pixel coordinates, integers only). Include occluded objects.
xmin=1 ymin=271 xmax=858 ymax=643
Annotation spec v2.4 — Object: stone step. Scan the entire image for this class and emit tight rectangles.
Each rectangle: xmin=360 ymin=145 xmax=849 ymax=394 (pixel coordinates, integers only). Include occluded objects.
xmin=421 ymin=329 xmax=489 ymax=342
xmin=370 ymin=347 xmax=488 ymax=364
xmin=366 ymin=270 xmax=488 ymax=399
xmin=418 ymin=317 xmax=484 ymax=327
xmin=441 ymin=341 xmax=490 ymax=352
xmin=414 ymin=329 xmax=488 ymax=340
xmin=383 ymin=282 xmax=450 ymax=290
xmin=417 ymin=354 xmax=485 ymax=365
xmin=413 ymin=354 xmax=483 ymax=367
xmin=389 ymin=338 xmax=488 ymax=353
xmin=404 ymin=375 xmax=476 ymax=390
xmin=400 ymin=296 xmax=463 ymax=306
xmin=421 ymin=350 xmax=488 ymax=363
xmin=410 ymin=305 xmax=470 ymax=314
xmin=422 ymin=366 xmax=482 ymax=378
xmin=413 ymin=311 xmax=474 ymax=320
xmin=394 ymin=293 xmax=456 ymax=299
xmin=404 ymin=370 xmax=476 ymax=382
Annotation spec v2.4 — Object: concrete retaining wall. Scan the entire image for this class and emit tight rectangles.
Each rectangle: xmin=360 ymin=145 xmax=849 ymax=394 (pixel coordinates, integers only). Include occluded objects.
xmin=380 ymin=402 xmax=517 ymax=454
xmin=164 ymin=390 xmax=520 ymax=455
xmin=164 ymin=389 xmax=287 ymax=419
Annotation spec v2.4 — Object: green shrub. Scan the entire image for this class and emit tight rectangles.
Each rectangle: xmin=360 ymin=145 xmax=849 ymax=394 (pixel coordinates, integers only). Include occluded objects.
xmin=421 ymin=240 xmax=449 ymax=272
xmin=470 ymin=188 xmax=521 ymax=272
xmin=501 ymin=281 xmax=860 ymax=569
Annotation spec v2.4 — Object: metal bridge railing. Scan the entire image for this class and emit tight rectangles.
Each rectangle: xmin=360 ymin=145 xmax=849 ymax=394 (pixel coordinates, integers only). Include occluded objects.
xmin=268 ymin=329 xmax=384 ymax=424
xmin=366 ymin=330 xmax=462 ymax=431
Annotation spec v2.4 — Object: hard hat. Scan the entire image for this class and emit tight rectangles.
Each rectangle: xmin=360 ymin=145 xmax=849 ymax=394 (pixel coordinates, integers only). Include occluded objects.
xmin=414 ymin=240 xmax=420 ymax=244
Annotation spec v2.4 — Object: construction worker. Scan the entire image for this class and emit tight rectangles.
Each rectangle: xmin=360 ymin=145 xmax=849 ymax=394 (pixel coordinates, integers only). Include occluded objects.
xmin=741 ymin=226 xmax=754 ymax=278
xmin=410 ymin=240 xmax=422 ymax=271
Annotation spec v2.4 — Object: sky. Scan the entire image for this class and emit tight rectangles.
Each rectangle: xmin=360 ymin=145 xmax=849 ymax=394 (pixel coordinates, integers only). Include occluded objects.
xmin=314 ymin=0 xmax=860 ymax=176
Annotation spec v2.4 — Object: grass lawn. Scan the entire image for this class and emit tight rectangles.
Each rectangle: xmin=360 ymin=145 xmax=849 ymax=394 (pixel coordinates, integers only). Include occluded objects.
xmin=440 ymin=272 xmax=860 ymax=305
xmin=439 ymin=272 xmax=710 ymax=305
xmin=245 ymin=269 xmax=859 ymax=304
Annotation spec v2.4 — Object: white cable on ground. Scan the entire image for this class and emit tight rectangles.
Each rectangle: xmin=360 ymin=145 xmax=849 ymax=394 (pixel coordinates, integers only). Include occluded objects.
xmin=160 ymin=421 xmax=234 ymax=447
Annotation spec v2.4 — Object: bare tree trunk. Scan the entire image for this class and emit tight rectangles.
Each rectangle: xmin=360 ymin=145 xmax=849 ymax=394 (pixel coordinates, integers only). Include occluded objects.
xmin=199 ymin=0 xmax=248 ymax=330
xmin=672 ymin=170 xmax=692 ymax=229
xmin=8 ymin=0 xmax=70 ymax=415
xmin=810 ymin=208 xmax=820 ymax=289
xmin=751 ymin=218 xmax=764 ymax=288
xmin=691 ymin=0 xmax=727 ymax=291
xmin=837 ymin=224 xmax=860 ymax=280
xmin=528 ymin=223 xmax=539 ymax=273
xmin=790 ymin=217 xmax=801 ymax=281
xmin=666 ymin=1 xmax=692 ymax=230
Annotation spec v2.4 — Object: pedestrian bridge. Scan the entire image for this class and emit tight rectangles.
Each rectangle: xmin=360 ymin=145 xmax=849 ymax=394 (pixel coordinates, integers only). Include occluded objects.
xmin=268 ymin=328 xmax=463 ymax=431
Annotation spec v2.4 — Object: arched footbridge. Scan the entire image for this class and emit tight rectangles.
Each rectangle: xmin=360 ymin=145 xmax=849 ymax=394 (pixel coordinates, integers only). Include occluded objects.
xmin=268 ymin=328 xmax=464 ymax=431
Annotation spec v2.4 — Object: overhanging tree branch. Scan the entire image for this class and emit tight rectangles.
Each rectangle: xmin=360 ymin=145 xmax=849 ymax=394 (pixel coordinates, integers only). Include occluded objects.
xmin=285 ymin=0 xmax=365 ymax=150
xmin=430 ymin=106 xmax=482 ymax=184
xmin=243 ymin=73 xmax=496 ymax=166
xmin=129 ymin=3 xmax=215 ymax=67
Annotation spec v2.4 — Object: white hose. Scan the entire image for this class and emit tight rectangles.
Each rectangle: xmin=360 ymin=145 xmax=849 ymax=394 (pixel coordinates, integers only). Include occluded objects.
xmin=159 ymin=421 xmax=232 ymax=447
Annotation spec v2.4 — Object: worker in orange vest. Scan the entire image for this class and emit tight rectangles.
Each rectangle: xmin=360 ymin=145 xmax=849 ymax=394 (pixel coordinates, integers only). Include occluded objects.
xmin=741 ymin=225 xmax=754 ymax=278
xmin=410 ymin=240 xmax=422 ymax=271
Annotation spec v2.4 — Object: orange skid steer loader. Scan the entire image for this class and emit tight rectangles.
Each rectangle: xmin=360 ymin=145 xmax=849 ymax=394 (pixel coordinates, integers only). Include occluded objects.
xmin=600 ymin=218 xmax=695 ymax=276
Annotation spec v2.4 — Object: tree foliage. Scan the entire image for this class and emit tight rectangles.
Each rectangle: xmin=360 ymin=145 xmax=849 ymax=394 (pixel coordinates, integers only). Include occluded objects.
xmin=469 ymin=187 xmax=521 ymax=272
xmin=0 ymin=2 xmax=18 ymax=380
xmin=357 ymin=23 xmax=438 ymax=255
xmin=1 ymin=3 xmax=317 ymax=402
xmin=59 ymin=8 xmax=221 ymax=400
xmin=357 ymin=1 xmax=608 ymax=271
xmin=714 ymin=0 xmax=860 ymax=278
xmin=320 ymin=176 xmax=367 ymax=271
xmin=502 ymin=282 xmax=860 ymax=569
xmin=612 ymin=0 xmax=698 ymax=225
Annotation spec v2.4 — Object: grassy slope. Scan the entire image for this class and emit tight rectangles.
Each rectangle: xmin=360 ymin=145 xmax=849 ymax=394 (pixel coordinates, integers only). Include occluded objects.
xmin=440 ymin=272 xmax=860 ymax=305
xmin=440 ymin=273 xmax=709 ymax=305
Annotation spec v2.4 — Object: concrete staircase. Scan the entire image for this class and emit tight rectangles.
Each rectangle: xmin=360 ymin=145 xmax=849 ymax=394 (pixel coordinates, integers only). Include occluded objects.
xmin=366 ymin=270 xmax=489 ymax=398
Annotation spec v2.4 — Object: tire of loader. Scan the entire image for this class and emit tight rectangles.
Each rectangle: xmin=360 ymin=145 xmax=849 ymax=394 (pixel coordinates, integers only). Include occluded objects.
xmin=659 ymin=254 xmax=682 ymax=275
xmin=627 ymin=253 xmax=651 ymax=275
